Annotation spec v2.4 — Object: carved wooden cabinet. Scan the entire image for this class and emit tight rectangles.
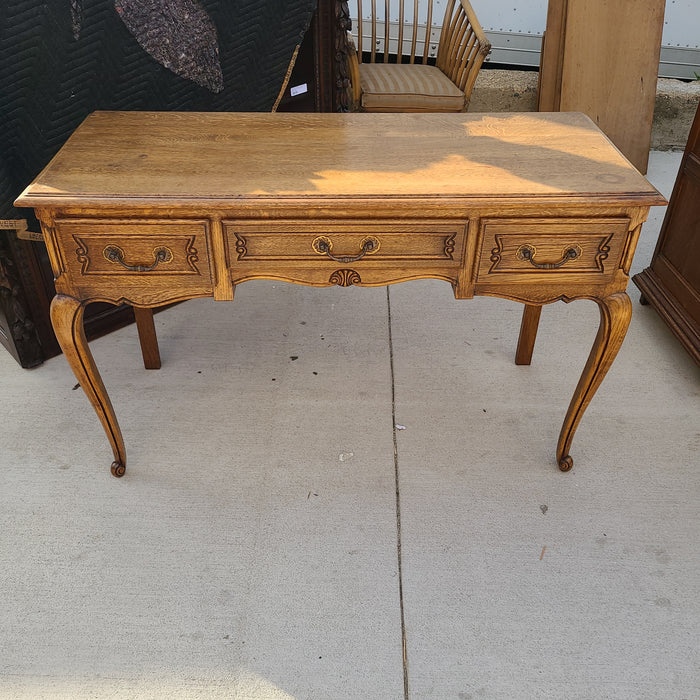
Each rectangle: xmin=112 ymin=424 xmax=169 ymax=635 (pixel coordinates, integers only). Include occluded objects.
xmin=0 ymin=229 xmax=133 ymax=367
xmin=633 ymin=101 xmax=700 ymax=364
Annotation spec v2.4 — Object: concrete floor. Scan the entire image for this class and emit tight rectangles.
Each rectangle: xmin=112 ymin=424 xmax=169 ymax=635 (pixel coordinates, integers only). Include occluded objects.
xmin=1 ymin=151 xmax=698 ymax=699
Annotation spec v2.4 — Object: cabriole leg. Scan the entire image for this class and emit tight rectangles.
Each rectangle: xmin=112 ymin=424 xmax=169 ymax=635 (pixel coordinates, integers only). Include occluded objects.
xmin=50 ymin=295 xmax=127 ymax=477
xmin=557 ymin=292 xmax=632 ymax=471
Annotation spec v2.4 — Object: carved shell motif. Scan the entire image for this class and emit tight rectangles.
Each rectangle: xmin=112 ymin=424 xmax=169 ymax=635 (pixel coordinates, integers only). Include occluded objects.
xmin=329 ymin=269 xmax=361 ymax=287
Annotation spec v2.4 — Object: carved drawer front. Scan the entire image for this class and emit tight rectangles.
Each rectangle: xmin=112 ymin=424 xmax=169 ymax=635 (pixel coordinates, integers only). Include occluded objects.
xmin=56 ymin=219 xmax=212 ymax=279
xmin=225 ymin=220 xmax=465 ymax=265
xmin=477 ymin=217 xmax=631 ymax=281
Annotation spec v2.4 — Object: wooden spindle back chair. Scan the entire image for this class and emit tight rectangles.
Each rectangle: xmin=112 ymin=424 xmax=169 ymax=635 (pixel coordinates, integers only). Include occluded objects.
xmin=348 ymin=0 xmax=491 ymax=112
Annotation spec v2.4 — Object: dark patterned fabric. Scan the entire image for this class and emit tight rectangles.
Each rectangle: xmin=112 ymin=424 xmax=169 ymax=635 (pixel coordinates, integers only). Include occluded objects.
xmin=0 ymin=0 xmax=317 ymax=220
xmin=115 ymin=0 xmax=224 ymax=92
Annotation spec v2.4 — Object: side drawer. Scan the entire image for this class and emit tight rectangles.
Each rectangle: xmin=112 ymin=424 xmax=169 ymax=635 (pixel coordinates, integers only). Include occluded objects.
xmin=53 ymin=218 xmax=213 ymax=303
xmin=476 ymin=217 xmax=631 ymax=282
xmin=56 ymin=219 xmax=211 ymax=276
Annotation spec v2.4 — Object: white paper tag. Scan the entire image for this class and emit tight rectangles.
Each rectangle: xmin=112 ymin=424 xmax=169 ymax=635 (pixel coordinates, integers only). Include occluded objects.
xmin=290 ymin=83 xmax=308 ymax=97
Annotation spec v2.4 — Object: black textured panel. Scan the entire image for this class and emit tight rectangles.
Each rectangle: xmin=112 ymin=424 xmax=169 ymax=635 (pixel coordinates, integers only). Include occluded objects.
xmin=1 ymin=0 xmax=317 ymax=219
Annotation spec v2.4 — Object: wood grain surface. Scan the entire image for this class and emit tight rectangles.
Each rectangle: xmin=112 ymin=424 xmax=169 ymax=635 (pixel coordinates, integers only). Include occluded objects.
xmin=16 ymin=112 xmax=663 ymax=206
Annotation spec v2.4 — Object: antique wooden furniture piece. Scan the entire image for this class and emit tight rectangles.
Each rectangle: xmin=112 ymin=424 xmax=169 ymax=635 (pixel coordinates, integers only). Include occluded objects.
xmin=348 ymin=0 xmax=490 ymax=112
xmin=537 ymin=0 xmax=665 ymax=174
xmin=634 ymin=101 xmax=700 ymax=364
xmin=15 ymin=111 xmax=665 ymax=477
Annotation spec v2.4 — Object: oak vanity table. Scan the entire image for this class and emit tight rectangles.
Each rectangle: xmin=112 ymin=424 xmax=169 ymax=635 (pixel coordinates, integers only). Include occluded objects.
xmin=15 ymin=111 xmax=665 ymax=477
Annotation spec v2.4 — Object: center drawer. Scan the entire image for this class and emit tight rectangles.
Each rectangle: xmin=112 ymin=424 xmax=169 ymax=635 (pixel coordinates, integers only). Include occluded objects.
xmin=224 ymin=220 xmax=465 ymax=264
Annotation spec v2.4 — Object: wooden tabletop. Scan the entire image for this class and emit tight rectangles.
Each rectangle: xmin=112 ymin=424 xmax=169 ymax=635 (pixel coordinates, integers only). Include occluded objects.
xmin=16 ymin=111 xmax=665 ymax=207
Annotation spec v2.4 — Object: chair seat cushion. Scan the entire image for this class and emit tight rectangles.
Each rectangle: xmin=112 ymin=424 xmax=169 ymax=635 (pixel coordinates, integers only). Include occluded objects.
xmin=359 ymin=63 xmax=465 ymax=112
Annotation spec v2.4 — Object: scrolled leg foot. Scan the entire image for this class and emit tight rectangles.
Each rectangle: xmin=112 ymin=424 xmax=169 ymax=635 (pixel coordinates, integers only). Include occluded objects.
xmin=558 ymin=455 xmax=574 ymax=472
xmin=51 ymin=295 xmax=127 ymax=475
xmin=111 ymin=461 xmax=126 ymax=478
xmin=557 ymin=292 xmax=632 ymax=473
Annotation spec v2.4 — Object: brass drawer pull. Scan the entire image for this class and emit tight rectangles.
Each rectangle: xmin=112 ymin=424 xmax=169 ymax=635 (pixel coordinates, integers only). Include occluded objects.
xmin=517 ymin=244 xmax=582 ymax=269
xmin=103 ymin=245 xmax=173 ymax=272
xmin=312 ymin=235 xmax=380 ymax=263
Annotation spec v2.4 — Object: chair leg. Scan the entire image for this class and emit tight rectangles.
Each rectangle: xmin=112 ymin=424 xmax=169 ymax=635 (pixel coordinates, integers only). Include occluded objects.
xmin=133 ymin=306 xmax=161 ymax=370
xmin=515 ymin=304 xmax=542 ymax=365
